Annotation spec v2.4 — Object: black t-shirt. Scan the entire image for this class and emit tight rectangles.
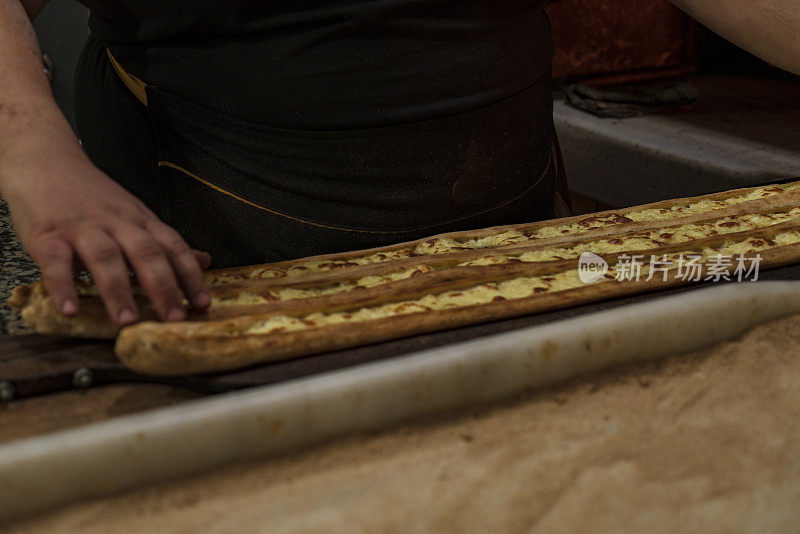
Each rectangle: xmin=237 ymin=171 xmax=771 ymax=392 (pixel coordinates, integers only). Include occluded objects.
xmin=78 ymin=0 xmax=553 ymax=129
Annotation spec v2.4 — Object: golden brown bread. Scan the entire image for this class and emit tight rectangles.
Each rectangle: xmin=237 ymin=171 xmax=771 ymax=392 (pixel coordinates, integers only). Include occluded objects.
xmin=115 ymin=242 xmax=800 ymax=376
xmin=9 ymin=179 xmax=800 ymax=375
xmin=202 ymin=182 xmax=800 ymax=284
xmin=13 ymin=183 xmax=800 ymax=333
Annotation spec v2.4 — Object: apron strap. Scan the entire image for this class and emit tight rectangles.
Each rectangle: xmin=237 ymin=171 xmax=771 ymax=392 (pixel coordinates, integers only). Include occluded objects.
xmin=106 ymin=48 xmax=149 ymax=106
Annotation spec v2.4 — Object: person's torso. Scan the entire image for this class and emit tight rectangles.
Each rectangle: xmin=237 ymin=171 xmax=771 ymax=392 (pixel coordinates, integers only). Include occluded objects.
xmin=78 ymin=0 xmax=553 ymax=129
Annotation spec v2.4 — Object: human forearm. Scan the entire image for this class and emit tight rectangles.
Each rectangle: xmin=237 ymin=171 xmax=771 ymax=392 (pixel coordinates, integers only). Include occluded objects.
xmin=670 ymin=0 xmax=800 ymax=75
xmin=0 ymin=0 xmax=84 ymax=198
xmin=0 ymin=0 xmax=212 ymax=324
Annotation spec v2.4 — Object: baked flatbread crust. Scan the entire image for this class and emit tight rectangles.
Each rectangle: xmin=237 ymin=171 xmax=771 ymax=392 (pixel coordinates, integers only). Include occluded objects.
xmin=10 ymin=180 xmax=800 ymax=375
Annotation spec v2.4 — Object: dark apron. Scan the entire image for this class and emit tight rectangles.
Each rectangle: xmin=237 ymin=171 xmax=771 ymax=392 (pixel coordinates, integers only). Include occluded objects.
xmin=75 ymin=36 xmax=569 ymax=268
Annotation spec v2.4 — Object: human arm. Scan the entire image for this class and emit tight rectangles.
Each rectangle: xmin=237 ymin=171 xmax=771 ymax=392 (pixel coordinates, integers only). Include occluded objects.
xmin=670 ymin=0 xmax=800 ymax=75
xmin=0 ymin=0 xmax=211 ymax=325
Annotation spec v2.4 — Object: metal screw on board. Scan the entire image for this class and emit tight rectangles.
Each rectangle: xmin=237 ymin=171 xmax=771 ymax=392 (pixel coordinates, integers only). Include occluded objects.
xmin=73 ymin=367 xmax=94 ymax=389
xmin=0 ymin=381 xmax=14 ymax=402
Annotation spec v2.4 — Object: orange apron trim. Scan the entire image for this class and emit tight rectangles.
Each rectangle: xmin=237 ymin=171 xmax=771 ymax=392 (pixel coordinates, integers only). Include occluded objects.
xmin=105 ymin=49 xmax=149 ymax=106
xmin=158 ymin=156 xmax=553 ymax=234
xmin=104 ymin=50 xmax=561 ymax=231
xmin=157 ymin=160 xmax=373 ymax=232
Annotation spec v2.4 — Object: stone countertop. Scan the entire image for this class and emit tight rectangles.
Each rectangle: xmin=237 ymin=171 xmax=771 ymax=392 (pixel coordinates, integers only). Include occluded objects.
xmin=555 ymin=74 xmax=800 ymax=207
xmin=0 ymin=197 xmax=38 ymax=336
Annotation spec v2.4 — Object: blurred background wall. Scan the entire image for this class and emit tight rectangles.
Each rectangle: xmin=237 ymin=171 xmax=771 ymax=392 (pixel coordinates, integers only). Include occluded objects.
xmin=32 ymin=0 xmax=89 ymax=131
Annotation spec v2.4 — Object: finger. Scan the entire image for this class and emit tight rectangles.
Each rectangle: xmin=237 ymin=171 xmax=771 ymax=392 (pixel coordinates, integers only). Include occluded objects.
xmin=112 ymin=225 xmax=189 ymax=321
xmin=146 ymin=222 xmax=211 ymax=309
xmin=28 ymin=236 xmax=79 ymax=315
xmin=193 ymin=250 xmax=212 ymax=270
xmin=72 ymin=229 xmax=139 ymax=325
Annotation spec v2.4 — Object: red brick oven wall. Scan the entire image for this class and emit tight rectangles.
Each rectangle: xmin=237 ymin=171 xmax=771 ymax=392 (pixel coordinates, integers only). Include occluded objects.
xmin=546 ymin=0 xmax=698 ymax=84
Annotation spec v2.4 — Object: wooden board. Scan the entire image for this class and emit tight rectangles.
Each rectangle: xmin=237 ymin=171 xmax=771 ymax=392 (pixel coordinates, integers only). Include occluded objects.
xmin=4 ymin=261 xmax=800 ymax=401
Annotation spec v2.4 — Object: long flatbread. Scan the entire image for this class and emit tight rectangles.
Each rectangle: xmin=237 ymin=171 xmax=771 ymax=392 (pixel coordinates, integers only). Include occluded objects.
xmin=116 ymin=232 xmax=800 ymax=375
xmin=9 ymin=180 xmax=800 ymax=375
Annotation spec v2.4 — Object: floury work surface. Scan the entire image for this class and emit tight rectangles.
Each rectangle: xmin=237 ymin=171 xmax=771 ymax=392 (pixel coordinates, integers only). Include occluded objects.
xmin=0 ymin=198 xmax=39 ymax=336
xmin=3 ymin=281 xmax=800 ymax=523
xmin=7 ymin=311 xmax=800 ymax=533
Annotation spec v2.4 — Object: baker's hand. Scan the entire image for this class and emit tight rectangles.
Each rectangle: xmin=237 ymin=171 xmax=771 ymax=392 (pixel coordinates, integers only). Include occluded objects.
xmin=4 ymin=152 xmax=212 ymax=325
